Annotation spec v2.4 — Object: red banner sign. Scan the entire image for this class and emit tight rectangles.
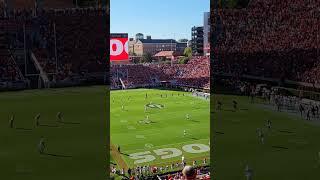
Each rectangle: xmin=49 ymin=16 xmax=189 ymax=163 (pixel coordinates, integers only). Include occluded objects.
xmin=110 ymin=33 xmax=129 ymax=61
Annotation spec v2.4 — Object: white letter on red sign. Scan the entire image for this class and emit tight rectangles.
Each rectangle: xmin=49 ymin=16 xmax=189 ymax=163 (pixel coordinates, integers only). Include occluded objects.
xmin=110 ymin=39 xmax=123 ymax=56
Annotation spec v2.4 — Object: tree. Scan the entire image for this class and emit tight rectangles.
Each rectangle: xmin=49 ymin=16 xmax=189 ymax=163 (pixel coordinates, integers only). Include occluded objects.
xmin=183 ymin=47 xmax=192 ymax=58
xmin=178 ymin=56 xmax=190 ymax=64
xmin=178 ymin=39 xmax=188 ymax=43
xmin=141 ymin=52 xmax=153 ymax=63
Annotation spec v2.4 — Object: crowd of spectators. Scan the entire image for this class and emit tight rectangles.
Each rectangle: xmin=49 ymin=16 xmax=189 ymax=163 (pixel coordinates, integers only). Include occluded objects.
xmin=0 ymin=49 xmax=23 ymax=82
xmin=111 ymin=162 xmax=210 ymax=180
xmin=0 ymin=6 xmax=108 ymax=83
xmin=33 ymin=8 xmax=107 ymax=81
xmin=0 ymin=26 xmax=24 ymax=84
xmin=111 ymin=56 xmax=210 ymax=90
xmin=212 ymin=0 xmax=320 ymax=86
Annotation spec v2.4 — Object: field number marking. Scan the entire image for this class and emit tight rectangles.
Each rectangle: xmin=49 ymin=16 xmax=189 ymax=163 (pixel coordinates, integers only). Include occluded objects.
xmin=129 ymin=143 xmax=209 ymax=164
xmin=153 ymin=148 xmax=182 ymax=159
xmin=129 ymin=151 xmax=156 ymax=164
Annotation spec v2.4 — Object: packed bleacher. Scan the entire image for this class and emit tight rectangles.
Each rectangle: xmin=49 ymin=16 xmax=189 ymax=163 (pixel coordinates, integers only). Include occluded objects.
xmin=0 ymin=5 xmax=108 ymax=88
xmin=33 ymin=8 xmax=107 ymax=82
xmin=0 ymin=22 xmax=25 ymax=89
xmin=212 ymin=0 xmax=320 ymax=86
xmin=111 ymin=162 xmax=210 ymax=180
xmin=111 ymin=56 xmax=210 ymax=90
xmin=0 ymin=49 xmax=23 ymax=81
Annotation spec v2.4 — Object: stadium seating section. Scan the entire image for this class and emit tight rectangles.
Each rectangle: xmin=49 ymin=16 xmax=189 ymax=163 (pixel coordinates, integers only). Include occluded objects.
xmin=212 ymin=0 xmax=320 ymax=84
xmin=111 ymin=56 xmax=210 ymax=89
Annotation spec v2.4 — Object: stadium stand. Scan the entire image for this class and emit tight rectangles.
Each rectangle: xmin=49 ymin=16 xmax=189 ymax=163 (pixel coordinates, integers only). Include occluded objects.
xmin=212 ymin=0 xmax=320 ymax=90
xmin=0 ymin=3 xmax=108 ymax=89
xmin=111 ymin=56 xmax=210 ymax=90
xmin=111 ymin=164 xmax=210 ymax=180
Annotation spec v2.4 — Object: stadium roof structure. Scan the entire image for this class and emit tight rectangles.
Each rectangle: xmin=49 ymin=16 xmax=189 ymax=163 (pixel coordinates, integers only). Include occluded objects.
xmin=154 ymin=51 xmax=182 ymax=57
xmin=138 ymin=39 xmax=177 ymax=44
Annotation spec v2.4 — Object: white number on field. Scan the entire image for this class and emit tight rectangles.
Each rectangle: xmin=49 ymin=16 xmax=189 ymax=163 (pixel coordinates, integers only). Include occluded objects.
xmin=129 ymin=151 xmax=156 ymax=164
xmin=182 ymin=144 xmax=210 ymax=153
xmin=129 ymin=143 xmax=209 ymax=164
xmin=153 ymin=148 xmax=182 ymax=159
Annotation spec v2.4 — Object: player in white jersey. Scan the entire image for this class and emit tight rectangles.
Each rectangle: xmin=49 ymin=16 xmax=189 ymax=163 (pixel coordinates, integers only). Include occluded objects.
xmin=184 ymin=130 xmax=186 ymax=136
xmin=256 ymin=128 xmax=261 ymax=137
xmin=35 ymin=113 xmax=41 ymax=127
xmin=186 ymin=114 xmax=190 ymax=120
xmin=121 ymin=105 xmax=124 ymax=111
xmin=38 ymin=137 xmax=46 ymax=154
xmin=244 ymin=165 xmax=253 ymax=180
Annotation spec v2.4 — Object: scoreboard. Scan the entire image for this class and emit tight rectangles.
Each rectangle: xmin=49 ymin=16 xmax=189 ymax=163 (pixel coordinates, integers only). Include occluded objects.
xmin=110 ymin=33 xmax=129 ymax=61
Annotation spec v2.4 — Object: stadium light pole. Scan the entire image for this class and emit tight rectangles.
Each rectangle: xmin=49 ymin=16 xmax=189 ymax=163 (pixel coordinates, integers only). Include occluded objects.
xmin=54 ymin=22 xmax=58 ymax=74
xmin=23 ymin=23 xmax=27 ymax=75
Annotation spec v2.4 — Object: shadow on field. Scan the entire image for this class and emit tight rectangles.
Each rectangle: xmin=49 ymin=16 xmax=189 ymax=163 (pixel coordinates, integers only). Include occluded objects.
xmin=39 ymin=124 xmax=59 ymax=127
xmin=190 ymin=120 xmax=200 ymax=123
xmin=15 ymin=127 xmax=33 ymax=131
xmin=223 ymin=109 xmax=234 ymax=112
xmin=278 ymin=130 xmax=295 ymax=134
xmin=271 ymin=146 xmax=289 ymax=150
xmin=44 ymin=153 xmax=72 ymax=158
xmin=120 ymin=152 xmax=130 ymax=156
xmin=214 ymin=131 xmax=225 ymax=135
xmin=59 ymin=121 xmax=81 ymax=125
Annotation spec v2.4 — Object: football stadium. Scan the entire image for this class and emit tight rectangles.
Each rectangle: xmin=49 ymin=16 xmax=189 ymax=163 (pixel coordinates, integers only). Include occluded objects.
xmin=110 ymin=57 xmax=211 ymax=179
xmin=212 ymin=0 xmax=320 ymax=179
xmin=109 ymin=1 xmax=211 ymax=179
xmin=0 ymin=1 xmax=108 ymax=179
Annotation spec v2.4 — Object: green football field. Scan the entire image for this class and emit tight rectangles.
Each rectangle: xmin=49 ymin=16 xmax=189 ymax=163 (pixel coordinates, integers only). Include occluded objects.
xmin=110 ymin=89 xmax=210 ymax=169
xmin=0 ymin=86 xmax=107 ymax=180
xmin=213 ymin=94 xmax=320 ymax=180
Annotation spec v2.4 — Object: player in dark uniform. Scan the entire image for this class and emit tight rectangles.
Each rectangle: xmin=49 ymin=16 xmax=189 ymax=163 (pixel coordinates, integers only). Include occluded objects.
xmin=56 ymin=112 xmax=63 ymax=122
xmin=217 ymin=101 xmax=222 ymax=110
xmin=250 ymin=91 xmax=255 ymax=103
xmin=299 ymin=104 xmax=304 ymax=117
xmin=276 ymin=98 xmax=281 ymax=112
xmin=311 ymin=106 xmax=316 ymax=118
xmin=233 ymin=100 xmax=238 ymax=111
xmin=266 ymin=119 xmax=272 ymax=130
xmin=9 ymin=114 xmax=15 ymax=128
xmin=307 ymin=109 xmax=311 ymax=120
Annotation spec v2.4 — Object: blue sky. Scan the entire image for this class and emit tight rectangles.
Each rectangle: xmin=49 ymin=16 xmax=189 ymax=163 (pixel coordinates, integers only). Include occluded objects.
xmin=110 ymin=0 xmax=210 ymax=40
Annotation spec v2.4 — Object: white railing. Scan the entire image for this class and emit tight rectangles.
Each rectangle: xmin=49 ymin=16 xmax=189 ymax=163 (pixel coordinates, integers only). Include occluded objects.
xmin=30 ymin=51 xmax=50 ymax=87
